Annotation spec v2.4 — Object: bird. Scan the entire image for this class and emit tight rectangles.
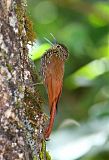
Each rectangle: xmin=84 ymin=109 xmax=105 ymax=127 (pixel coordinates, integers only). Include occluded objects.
xmin=40 ymin=36 xmax=68 ymax=139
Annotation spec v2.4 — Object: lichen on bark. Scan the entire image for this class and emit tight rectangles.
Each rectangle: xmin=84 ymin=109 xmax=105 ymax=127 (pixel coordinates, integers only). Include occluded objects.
xmin=0 ymin=0 xmax=50 ymax=159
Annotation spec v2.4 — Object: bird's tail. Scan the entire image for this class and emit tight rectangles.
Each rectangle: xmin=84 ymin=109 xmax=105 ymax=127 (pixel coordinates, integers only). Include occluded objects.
xmin=44 ymin=101 xmax=56 ymax=139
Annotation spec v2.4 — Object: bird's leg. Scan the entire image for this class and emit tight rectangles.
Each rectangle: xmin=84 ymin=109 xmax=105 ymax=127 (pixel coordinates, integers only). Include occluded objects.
xmin=31 ymin=81 xmax=43 ymax=86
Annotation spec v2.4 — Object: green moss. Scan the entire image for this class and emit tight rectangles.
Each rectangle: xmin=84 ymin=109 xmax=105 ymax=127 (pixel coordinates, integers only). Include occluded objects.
xmin=39 ymin=140 xmax=52 ymax=160
xmin=33 ymin=156 xmax=37 ymax=160
xmin=27 ymin=65 xmax=39 ymax=84
xmin=15 ymin=3 xmax=24 ymax=37
xmin=24 ymin=15 xmax=36 ymax=43
xmin=6 ymin=64 xmax=13 ymax=73
xmin=15 ymin=2 xmax=51 ymax=160
xmin=46 ymin=151 xmax=52 ymax=160
xmin=15 ymin=1 xmax=35 ymax=45
xmin=39 ymin=140 xmax=46 ymax=160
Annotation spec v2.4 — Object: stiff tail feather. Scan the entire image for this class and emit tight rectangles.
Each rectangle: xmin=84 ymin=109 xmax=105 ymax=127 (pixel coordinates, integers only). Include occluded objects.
xmin=44 ymin=101 xmax=56 ymax=139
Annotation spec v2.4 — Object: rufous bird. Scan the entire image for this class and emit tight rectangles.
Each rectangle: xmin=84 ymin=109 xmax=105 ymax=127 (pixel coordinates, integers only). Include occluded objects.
xmin=41 ymin=36 xmax=68 ymax=139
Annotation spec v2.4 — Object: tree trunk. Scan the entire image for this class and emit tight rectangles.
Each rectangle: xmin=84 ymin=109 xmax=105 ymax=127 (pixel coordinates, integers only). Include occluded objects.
xmin=0 ymin=0 xmax=50 ymax=159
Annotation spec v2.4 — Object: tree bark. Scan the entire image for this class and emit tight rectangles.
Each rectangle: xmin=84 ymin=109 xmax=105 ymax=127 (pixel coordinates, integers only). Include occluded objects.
xmin=0 ymin=0 xmax=50 ymax=159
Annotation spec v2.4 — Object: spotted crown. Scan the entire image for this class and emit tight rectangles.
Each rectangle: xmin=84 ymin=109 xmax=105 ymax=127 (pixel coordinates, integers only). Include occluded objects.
xmin=54 ymin=44 xmax=68 ymax=60
xmin=40 ymin=43 xmax=68 ymax=79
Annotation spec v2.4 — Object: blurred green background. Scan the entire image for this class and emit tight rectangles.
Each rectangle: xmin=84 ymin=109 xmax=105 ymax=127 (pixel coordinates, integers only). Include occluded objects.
xmin=27 ymin=0 xmax=109 ymax=159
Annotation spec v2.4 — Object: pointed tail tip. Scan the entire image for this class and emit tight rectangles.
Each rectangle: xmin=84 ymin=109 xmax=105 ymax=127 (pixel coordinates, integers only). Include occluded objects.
xmin=44 ymin=128 xmax=51 ymax=141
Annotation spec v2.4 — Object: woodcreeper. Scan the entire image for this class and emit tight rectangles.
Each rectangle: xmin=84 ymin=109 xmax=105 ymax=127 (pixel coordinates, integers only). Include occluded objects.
xmin=41 ymin=36 xmax=68 ymax=139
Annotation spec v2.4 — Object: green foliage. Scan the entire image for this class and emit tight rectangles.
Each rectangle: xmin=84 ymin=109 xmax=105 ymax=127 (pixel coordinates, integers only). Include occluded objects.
xmin=29 ymin=43 xmax=51 ymax=60
xmin=27 ymin=0 xmax=109 ymax=159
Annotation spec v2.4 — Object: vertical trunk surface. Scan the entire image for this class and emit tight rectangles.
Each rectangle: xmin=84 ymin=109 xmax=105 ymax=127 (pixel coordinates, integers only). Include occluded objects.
xmin=0 ymin=0 xmax=50 ymax=159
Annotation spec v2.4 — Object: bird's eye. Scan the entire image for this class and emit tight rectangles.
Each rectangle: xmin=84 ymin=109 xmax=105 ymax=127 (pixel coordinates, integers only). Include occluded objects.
xmin=57 ymin=45 xmax=61 ymax=48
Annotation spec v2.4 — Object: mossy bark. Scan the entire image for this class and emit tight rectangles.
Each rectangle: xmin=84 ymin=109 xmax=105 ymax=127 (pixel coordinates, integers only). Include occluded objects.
xmin=0 ymin=0 xmax=51 ymax=159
